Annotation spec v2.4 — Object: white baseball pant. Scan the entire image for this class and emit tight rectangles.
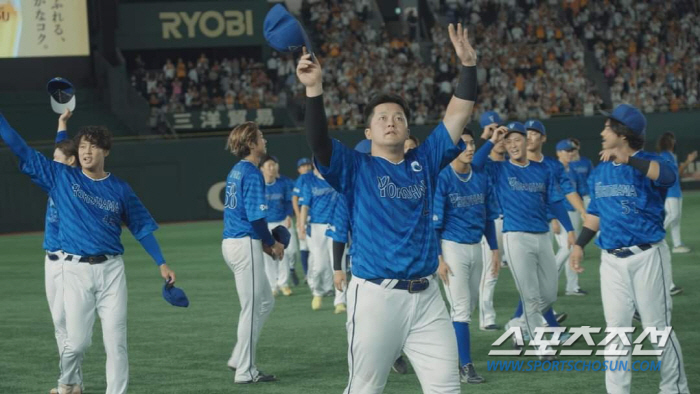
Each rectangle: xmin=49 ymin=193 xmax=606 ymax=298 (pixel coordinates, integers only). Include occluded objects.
xmin=503 ymin=232 xmax=558 ymax=340
xmin=222 ymin=237 xmax=275 ymax=382
xmin=263 ymin=221 xmax=291 ymax=292
xmin=307 ymin=223 xmax=343 ymax=304
xmin=441 ymin=240 xmax=482 ymax=323
xmin=343 ymin=276 xmax=459 ymax=394
xmin=479 ymin=216 xmax=503 ymax=328
xmin=287 ymin=221 xmax=299 ymax=269
xmin=554 ymin=211 xmax=582 ymax=293
xmin=663 ymin=197 xmax=682 ymax=248
xmin=59 ymin=254 xmax=128 ymax=394
xmin=600 ymin=241 xmax=688 ymax=394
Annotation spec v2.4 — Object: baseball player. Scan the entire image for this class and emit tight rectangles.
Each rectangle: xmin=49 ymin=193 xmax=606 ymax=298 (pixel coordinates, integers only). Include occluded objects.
xmin=292 ymin=158 xmax=314 ymax=281
xmin=477 ymin=110 xmax=507 ymax=331
xmin=298 ymin=166 xmax=346 ymax=312
xmin=568 ymin=138 xmax=595 ymax=208
xmin=296 ymin=22 xmax=477 ymax=393
xmin=434 ymin=128 xmax=499 ymax=383
xmin=404 ymin=135 xmax=420 ymax=152
xmin=0 ymin=116 xmax=177 ymax=394
xmin=471 ymin=122 xmax=575 ymax=351
xmin=43 ymin=110 xmax=80 ymax=394
xmin=570 ymin=104 xmax=689 ymax=394
xmin=222 ymin=121 xmax=284 ymax=384
xmin=260 ymin=155 xmax=294 ymax=296
xmin=277 ymin=163 xmax=300 ymax=286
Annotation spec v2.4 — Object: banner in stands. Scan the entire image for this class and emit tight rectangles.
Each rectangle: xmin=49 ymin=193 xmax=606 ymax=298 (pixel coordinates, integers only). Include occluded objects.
xmin=116 ymin=1 xmax=266 ymax=49
xmin=166 ymin=108 xmax=294 ymax=131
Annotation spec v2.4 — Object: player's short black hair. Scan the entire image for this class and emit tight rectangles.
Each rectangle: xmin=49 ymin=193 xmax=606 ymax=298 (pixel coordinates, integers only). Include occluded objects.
xmin=74 ymin=126 xmax=113 ymax=151
xmin=570 ymin=138 xmax=581 ymax=149
xmin=657 ymin=132 xmax=675 ymax=152
xmin=462 ymin=127 xmax=474 ymax=137
xmin=55 ymin=139 xmax=79 ymax=167
xmin=609 ymin=119 xmax=644 ymax=151
xmin=363 ymin=94 xmax=411 ymax=126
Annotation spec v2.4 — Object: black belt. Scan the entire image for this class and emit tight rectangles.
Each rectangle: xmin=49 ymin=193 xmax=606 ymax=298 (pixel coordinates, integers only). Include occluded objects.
xmin=65 ymin=254 xmax=109 ymax=264
xmin=47 ymin=252 xmax=60 ymax=261
xmin=367 ymin=278 xmax=430 ymax=293
xmin=606 ymin=244 xmax=652 ymax=258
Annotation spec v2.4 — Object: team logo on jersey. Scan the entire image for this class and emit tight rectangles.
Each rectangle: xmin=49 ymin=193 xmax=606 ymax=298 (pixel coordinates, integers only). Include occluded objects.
xmin=260 ymin=204 xmax=268 ymax=211
xmin=411 ymin=161 xmax=423 ymax=172
xmin=432 ymin=214 xmax=439 ymax=222
xmin=377 ymin=177 xmax=426 ymax=200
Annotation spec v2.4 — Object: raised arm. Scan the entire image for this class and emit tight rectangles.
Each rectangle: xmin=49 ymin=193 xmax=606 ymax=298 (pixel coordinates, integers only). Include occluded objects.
xmin=297 ymin=47 xmax=332 ymax=166
xmin=0 ymin=113 xmax=57 ymax=191
xmin=600 ymin=149 xmax=676 ymax=186
xmin=442 ymin=23 xmax=478 ymax=144
xmin=56 ymin=109 xmax=71 ymax=143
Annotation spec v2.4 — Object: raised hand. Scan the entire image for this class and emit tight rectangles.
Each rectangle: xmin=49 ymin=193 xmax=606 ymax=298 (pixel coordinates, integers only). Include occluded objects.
xmin=481 ymin=124 xmax=497 ymax=140
xmin=296 ymin=47 xmax=323 ymax=95
xmin=448 ymin=23 xmax=476 ymax=67
xmin=490 ymin=126 xmax=507 ymax=144
xmin=599 ymin=148 xmax=629 ymax=163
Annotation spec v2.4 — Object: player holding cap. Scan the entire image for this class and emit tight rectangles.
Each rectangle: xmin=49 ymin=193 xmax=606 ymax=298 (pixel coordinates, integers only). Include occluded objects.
xmin=434 ymin=128 xmax=498 ymax=383
xmin=292 ymin=158 xmax=314 ymax=282
xmin=260 ymin=155 xmax=294 ymax=296
xmin=471 ymin=121 xmax=574 ymax=351
xmin=570 ymin=104 xmax=689 ymax=394
xmin=297 ymin=21 xmax=477 ymax=392
xmin=0 ymin=115 xmax=177 ymax=394
xmin=222 ymin=121 xmax=284 ymax=384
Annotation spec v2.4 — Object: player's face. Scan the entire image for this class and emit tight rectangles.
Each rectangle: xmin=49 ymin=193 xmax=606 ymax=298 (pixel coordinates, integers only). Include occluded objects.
xmin=261 ymin=160 xmax=276 ymax=179
xmin=601 ymin=120 xmax=621 ymax=149
xmin=404 ymin=139 xmax=417 ymax=153
xmin=365 ymin=103 xmax=409 ymax=149
xmin=505 ymin=133 xmax=527 ymax=161
xmin=53 ymin=148 xmax=76 ymax=167
xmin=526 ymin=130 xmax=545 ymax=152
xmin=457 ymin=134 xmax=475 ymax=164
xmin=251 ymin=130 xmax=267 ymax=156
xmin=298 ymin=164 xmax=312 ymax=175
xmin=557 ymin=150 xmax=571 ymax=165
xmin=272 ymin=162 xmax=281 ymax=178
xmin=78 ymin=137 xmax=108 ymax=171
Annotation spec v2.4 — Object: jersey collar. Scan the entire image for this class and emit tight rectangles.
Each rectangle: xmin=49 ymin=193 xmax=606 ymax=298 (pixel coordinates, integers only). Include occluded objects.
xmin=81 ymin=171 xmax=111 ymax=181
xmin=450 ymin=166 xmax=473 ymax=182
xmin=509 ymin=159 xmax=530 ymax=168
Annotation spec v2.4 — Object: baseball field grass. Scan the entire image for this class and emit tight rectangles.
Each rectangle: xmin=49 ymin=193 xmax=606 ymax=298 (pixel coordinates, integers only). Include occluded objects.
xmin=2 ymin=193 xmax=699 ymax=394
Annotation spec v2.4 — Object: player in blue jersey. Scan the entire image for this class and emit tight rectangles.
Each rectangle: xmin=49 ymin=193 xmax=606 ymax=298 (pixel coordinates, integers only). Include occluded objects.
xmin=472 ymin=122 xmax=574 ymax=353
xmin=0 ymin=115 xmax=177 ymax=394
xmin=298 ymin=166 xmax=347 ymax=312
xmin=570 ymin=104 xmax=689 ymax=394
xmin=568 ymin=138 xmax=595 ymax=208
xmin=296 ymin=22 xmax=477 ymax=392
xmin=276 ymin=161 xmax=301 ymax=286
xmin=292 ymin=158 xmax=313 ymax=282
xmin=222 ymin=122 xmax=284 ymax=384
xmin=434 ymin=129 xmax=499 ymax=384
xmin=260 ymin=155 xmax=294 ymax=296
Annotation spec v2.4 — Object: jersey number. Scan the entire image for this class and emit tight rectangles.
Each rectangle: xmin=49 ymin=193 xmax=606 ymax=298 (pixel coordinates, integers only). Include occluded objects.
xmin=224 ymin=184 xmax=237 ymax=209
xmin=621 ymin=200 xmax=639 ymax=215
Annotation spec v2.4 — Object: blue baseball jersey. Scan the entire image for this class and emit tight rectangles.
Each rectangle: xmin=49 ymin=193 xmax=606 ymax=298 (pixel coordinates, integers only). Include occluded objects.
xmin=316 ymin=122 xmax=464 ymax=280
xmin=43 ymin=130 xmax=68 ymax=251
xmin=562 ymin=166 xmax=581 ymax=212
xmin=264 ymin=178 xmax=292 ymax=222
xmin=587 ymin=151 xmax=674 ymax=249
xmin=433 ymin=166 xmax=498 ymax=244
xmin=535 ymin=155 xmax=575 ymax=198
xmin=223 ymin=160 xmax=268 ymax=239
xmin=326 ymin=194 xmax=350 ymax=243
xmin=293 ymin=172 xmax=313 ymax=198
xmin=488 ymin=159 xmax=563 ymax=233
xmin=659 ymin=151 xmax=682 ymax=198
xmin=569 ymin=156 xmax=594 ymax=196
xmin=299 ymin=173 xmax=338 ymax=224
xmin=485 ymin=157 xmax=503 ymax=216
xmin=279 ymin=175 xmax=296 ymax=216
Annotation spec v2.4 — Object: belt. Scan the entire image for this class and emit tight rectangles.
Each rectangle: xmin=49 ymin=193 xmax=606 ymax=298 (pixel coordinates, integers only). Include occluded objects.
xmin=606 ymin=244 xmax=652 ymax=258
xmin=367 ymin=278 xmax=430 ymax=293
xmin=47 ymin=252 xmax=60 ymax=261
xmin=65 ymin=254 xmax=109 ymax=264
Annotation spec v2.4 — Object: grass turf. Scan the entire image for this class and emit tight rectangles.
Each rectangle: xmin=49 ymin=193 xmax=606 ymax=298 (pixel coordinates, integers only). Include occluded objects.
xmin=1 ymin=193 xmax=699 ymax=394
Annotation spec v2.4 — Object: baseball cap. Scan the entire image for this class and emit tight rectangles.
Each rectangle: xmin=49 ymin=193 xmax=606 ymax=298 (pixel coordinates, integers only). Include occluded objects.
xmin=272 ymin=225 xmax=291 ymax=249
xmin=47 ymin=77 xmax=76 ymax=115
xmin=524 ymin=119 xmax=546 ymax=135
xmin=354 ymin=139 xmax=371 ymax=154
xmin=505 ymin=121 xmax=526 ymax=136
xmin=479 ymin=111 xmax=502 ymax=128
xmin=264 ymin=4 xmax=314 ymax=54
xmin=296 ymin=157 xmax=312 ymax=168
xmin=601 ymin=104 xmax=647 ymax=136
xmin=162 ymin=282 xmax=189 ymax=307
xmin=556 ymin=139 xmax=575 ymax=151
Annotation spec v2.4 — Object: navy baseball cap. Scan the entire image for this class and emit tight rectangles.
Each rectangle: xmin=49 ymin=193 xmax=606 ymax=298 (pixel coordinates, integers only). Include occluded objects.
xmin=272 ymin=225 xmax=291 ymax=249
xmin=162 ymin=282 xmax=189 ymax=308
xmin=556 ymin=139 xmax=575 ymax=151
xmin=47 ymin=77 xmax=76 ymax=114
xmin=264 ymin=4 xmax=314 ymax=54
xmin=480 ymin=111 xmax=502 ymax=128
xmin=601 ymin=104 xmax=647 ymax=136
xmin=354 ymin=139 xmax=371 ymax=154
xmin=505 ymin=121 xmax=527 ymax=136
xmin=524 ymin=119 xmax=546 ymax=135
xmin=297 ymin=157 xmax=312 ymax=168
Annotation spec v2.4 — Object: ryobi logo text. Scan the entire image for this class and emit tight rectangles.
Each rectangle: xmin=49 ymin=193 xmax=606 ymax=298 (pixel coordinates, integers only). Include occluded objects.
xmin=160 ymin=10 xmax=254 ymax=40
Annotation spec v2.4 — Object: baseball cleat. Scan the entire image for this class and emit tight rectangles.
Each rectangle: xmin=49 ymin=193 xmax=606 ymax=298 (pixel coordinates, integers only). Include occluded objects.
xmin=460 ymin=363 xmax=484 ymax=384
xmin=272 ymin=289 xmax=279 ymax=297
xmin=311 ymin=296 xmax=323 ymax=310
xmin=391 ymin=355 xmax=409 ymax=374
xmin=672 ymin=245 xmax=691 ymax=254
xmin=480 ymin=324 xmax=500 ymax=331
xmin=334 ymin=303 xmax=346 ymax=314
xmin=50 ymin=384 xmax=82 ymax=394
xmin=566 ymin=288 xmax=588 ymax=296
xmin=670 ymin=286 xmax=684 ymax=296
xmin=290 ymin=269 xmax=300 ymax=286
xmin=555 ymin=312 xmax=568 ymax=324
xmin=235 ymin=371 xmax=277 ymax=384
xmin=281 ymin=286 xmax=293 ymax=296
